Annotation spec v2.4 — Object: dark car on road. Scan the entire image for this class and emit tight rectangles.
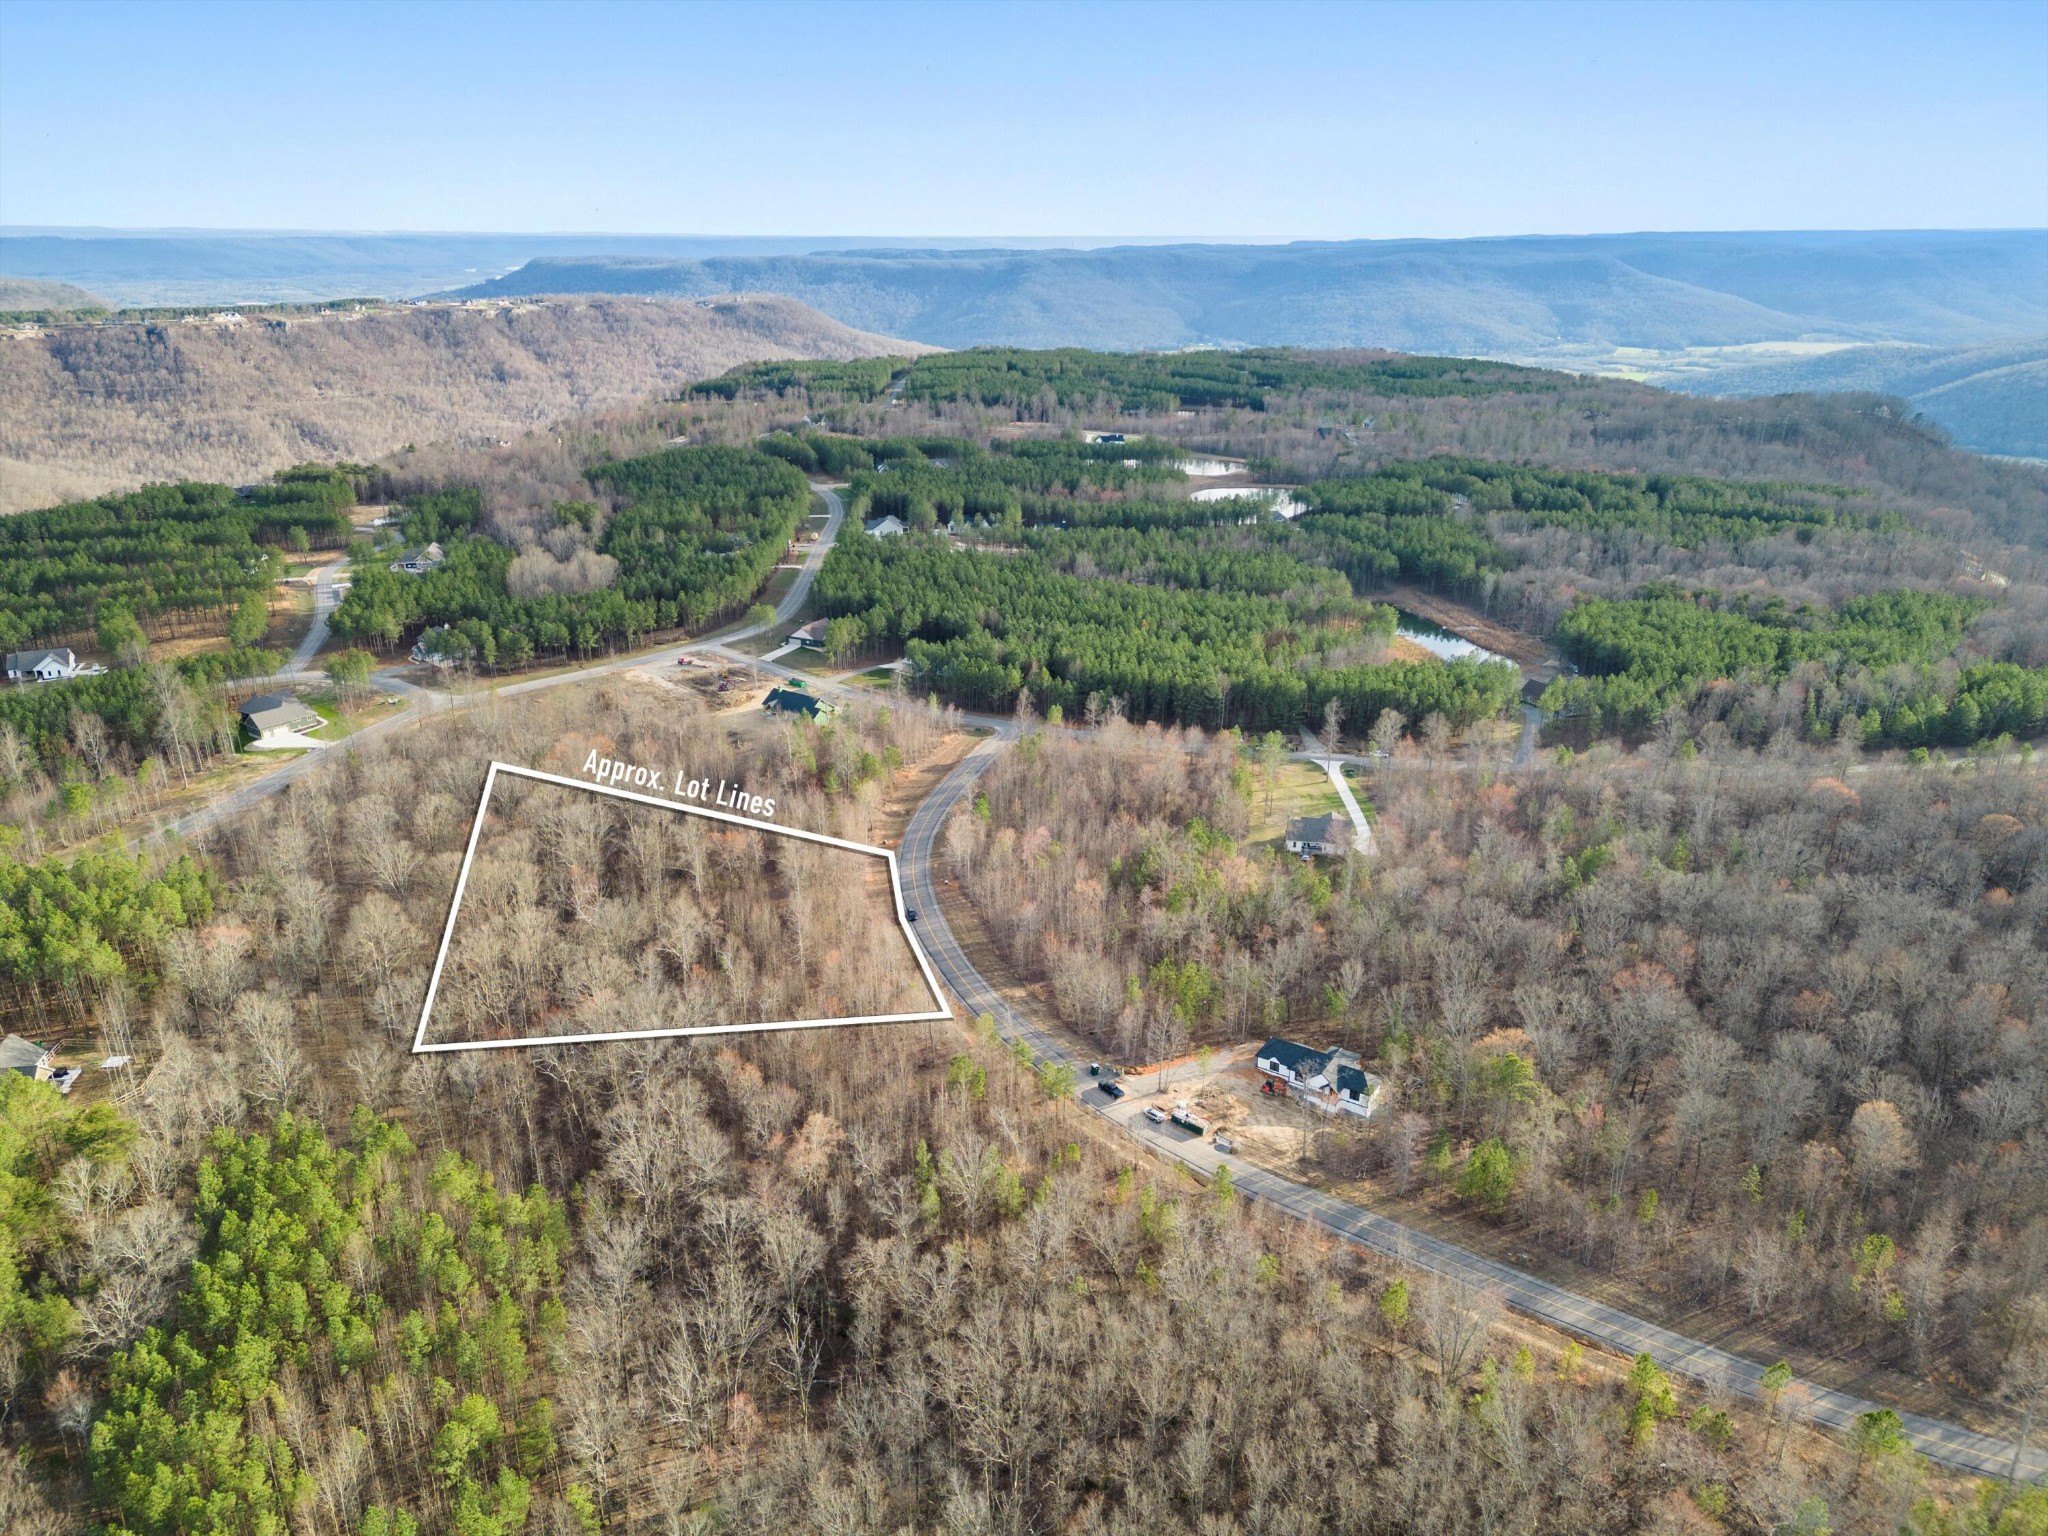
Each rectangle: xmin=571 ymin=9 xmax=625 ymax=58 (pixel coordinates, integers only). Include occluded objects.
xmin=1099 ymin=1079 xmax=1125 ymax=1100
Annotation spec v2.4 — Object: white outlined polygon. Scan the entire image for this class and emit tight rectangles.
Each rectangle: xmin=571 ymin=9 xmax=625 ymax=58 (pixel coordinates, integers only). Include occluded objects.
xmin=411 ymin=761 xmax=952 ymax=1053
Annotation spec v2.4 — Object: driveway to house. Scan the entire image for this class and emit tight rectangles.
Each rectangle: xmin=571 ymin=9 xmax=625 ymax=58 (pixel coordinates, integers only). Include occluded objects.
xmin=896 ymin=735 xmax=2047 ymax=1485
xmin=1299 ymin=731 xmax=1377 ymax=855
xmin=287 ymin=557 xmax=352 ymax=673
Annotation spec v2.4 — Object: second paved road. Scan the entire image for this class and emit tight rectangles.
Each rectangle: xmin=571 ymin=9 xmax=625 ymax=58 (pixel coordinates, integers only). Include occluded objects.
xmin=895 ymin=737 xmax=2044 ymax=1485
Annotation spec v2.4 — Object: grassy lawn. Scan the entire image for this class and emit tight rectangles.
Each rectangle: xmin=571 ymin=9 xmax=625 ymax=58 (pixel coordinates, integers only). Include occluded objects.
xmin=1246 ymin=762 xmax=1344 ymax=846
xmin=306 ymin=696 xmax=353 ymax=741
xmin=844 ymin=664 xmax=908 ymax=689
xmin=301 ymin=686 xmax=395 ymax=740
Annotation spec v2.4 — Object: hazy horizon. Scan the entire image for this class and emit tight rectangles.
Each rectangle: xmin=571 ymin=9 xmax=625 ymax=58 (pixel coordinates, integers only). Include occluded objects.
xmin=8 ymin=225 xmax=2042 ymax=246
xmin=5 ymin=0 xmax=2042 ymax=235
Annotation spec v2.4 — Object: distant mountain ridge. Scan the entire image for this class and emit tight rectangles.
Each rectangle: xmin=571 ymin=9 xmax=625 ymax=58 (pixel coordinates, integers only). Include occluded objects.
xmin=0 ymin=230 xmax=1184 ymax=308
xmin=446 ymin=232 xmax=2046 ymax=454
xmin=1668 ymin=337 xmax=2048 ymax=460
xmin=0 ymin=275 xmax=108 ymax=310
xmin=7 ymin=229 xmax=2045 ymax=458
xmin=450 ymin=231 xmax=2048 ymax=353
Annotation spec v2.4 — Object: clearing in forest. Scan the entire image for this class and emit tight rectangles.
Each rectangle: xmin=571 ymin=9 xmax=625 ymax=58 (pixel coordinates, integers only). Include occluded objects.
xmin=414 ymin=762 xmax=948 ymax=1051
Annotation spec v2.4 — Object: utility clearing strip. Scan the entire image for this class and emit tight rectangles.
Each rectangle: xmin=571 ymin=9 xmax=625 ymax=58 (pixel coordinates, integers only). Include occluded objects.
xmin=411 ymin=760 xmax=952 ymax=1053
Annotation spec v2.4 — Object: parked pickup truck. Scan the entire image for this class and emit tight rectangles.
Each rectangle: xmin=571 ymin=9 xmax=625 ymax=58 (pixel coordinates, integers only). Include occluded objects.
xmin=1099 ymin=1080 xmax=1125 ymax=1100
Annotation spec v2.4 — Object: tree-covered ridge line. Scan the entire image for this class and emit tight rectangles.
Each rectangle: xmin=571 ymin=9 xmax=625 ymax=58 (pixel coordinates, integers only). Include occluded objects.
xmin=813 ymin=533 xmax=1519 ymax=731
xmin=904 ymin=347 xmax=1562 ymax=410
xmin=1306 ymin=459 xmax=1906 ymax=548
xmin=89 ymin=1109 xmax=573 ymax=1536
xmin=1541 ymin=588 xmax=2048 ymax=742
xmin=330 ymin=443 xmax=811 ymax=664
xmin=693 ymin=346 xmax=1558 ymax=413
xmin=690 ymin=355 xmax=910 ymax=402
xmin=0 ymin=466 xmax=357 ymax=652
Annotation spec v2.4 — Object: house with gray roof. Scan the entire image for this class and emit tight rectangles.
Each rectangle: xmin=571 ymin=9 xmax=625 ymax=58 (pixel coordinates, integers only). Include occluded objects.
xmin=5 ymin=647 xmax=81 ymax=682
xmin=240 ymin=692 xmax=323 ymax=742
xmin=1284 ymin=812 xmax=1351 ymax=857
xmin=1 ymin=1034 xmax=55 ymax=1080
xmin=1256 ymin=1037 xmax=1333 ymax=1088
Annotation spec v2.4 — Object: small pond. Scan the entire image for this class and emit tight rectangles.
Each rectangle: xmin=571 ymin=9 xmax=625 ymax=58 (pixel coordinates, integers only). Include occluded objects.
xmin=1393 ymin=608 xmax=1510 ymax=665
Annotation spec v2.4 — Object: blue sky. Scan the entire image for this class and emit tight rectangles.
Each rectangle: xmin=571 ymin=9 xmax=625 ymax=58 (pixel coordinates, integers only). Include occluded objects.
xmin=2 ymin=0 xmax=2042 ymax=238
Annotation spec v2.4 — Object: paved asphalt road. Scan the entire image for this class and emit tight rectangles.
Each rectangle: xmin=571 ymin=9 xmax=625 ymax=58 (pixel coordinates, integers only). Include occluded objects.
xmin=897 ymin=735 xmax=2045 ymax=1484
xmin=147 ymin=478 xmax=2040 ymax=1481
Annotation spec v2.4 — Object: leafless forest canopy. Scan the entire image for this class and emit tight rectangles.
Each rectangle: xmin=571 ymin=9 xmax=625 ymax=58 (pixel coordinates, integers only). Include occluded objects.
xmin=427 ymin=773 xmax=932 ymax=1047
xmin=9 ymin=339 xmax=2048 ymax=1534
xmin=9 ymin=682 xmax=1988 ymax=1536
xmin=959 ymin=720 xmax=2047 ymax=1400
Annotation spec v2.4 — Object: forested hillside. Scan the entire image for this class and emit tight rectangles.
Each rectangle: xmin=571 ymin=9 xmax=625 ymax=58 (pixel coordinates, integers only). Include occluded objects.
xmin=12 ymin=684 xmax=2026 ymax=1535
xmin=0 ymin=275 xmax=109 ymax=312
xmin=0 ymin=296 xmax=921 ymax=513
xmin=957 ymin=717 xmax=2048 ymax=1421
xmin=763 ymin=419 xmax=2045 ymax=752
xmin=6 ymin=337 xmax=2048 ymax=1533
xmin=682 ymin=350 xmax=2048 ymax=761
xmin=701 ymin=346 xmax=2048 ymax=553
xmin=1669 ymin=338 xmax=2048 ymax=462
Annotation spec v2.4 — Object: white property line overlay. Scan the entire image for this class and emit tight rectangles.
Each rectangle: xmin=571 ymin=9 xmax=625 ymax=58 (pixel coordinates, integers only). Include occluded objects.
xmin=412 ymin=760 xmax=952 ymax=1054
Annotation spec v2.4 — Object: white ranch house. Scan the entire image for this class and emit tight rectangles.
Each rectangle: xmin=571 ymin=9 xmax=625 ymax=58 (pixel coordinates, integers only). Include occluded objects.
xmin=5 ymin=647 xmax=91 ymax=682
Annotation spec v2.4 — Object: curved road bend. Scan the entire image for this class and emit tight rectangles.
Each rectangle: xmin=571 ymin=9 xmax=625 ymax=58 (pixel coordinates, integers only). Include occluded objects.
xmin=139 ymin=480 xmax=2041 ymax=1478
xmin=897 ymin=740 xmax=2045 ymax=1484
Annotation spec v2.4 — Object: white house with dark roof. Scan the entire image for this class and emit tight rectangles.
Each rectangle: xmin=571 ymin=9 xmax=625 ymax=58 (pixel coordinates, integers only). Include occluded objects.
xmin=1256 ymin=1036 xmax=1333 ymax=1089
xmin=1333 ymin=1062 xmax=1382 ymax=1119
xmin=1257 ymin=1037 xmax=1382 ymax=1118
xmin=5 ymin=647 xmax=82 ymax=682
